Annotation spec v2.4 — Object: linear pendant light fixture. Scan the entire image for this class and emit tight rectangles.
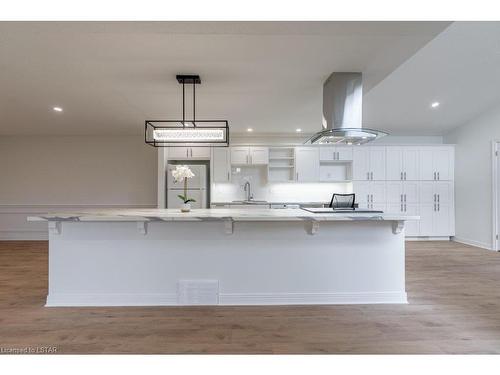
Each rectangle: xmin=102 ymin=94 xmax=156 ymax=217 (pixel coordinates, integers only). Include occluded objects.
xmin=145 ymin=74 xmax=229 ymax=147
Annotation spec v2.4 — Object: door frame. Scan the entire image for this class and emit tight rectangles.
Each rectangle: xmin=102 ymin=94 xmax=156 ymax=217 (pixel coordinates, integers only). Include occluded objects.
xmin=491 ymin=140 xmax=500 ymax=251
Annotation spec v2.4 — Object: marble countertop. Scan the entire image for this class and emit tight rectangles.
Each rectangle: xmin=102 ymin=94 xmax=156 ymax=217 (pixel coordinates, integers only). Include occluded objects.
xmin=28 ymin=208 xmax=419 ymax=222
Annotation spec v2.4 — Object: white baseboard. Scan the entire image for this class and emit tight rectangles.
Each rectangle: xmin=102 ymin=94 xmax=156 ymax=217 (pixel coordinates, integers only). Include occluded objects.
xmin=46 ymin=291 xmax=408 ymax=307
xmin=452 ymin=236 xmax=493 ymax=251
xmin=405 ymin=236 xmax=451 ymax=241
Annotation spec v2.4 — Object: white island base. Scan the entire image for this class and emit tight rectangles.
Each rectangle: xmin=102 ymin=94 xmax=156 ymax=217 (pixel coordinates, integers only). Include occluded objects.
xmin=30 ymin=209 xmax=414 ymax=306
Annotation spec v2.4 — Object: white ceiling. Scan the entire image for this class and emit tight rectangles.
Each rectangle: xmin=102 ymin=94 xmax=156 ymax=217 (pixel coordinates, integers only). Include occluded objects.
xmin=0 ymin=21 xmax=470 ymax=136
xmin=364 ymin=21 xmax=500 ymax=135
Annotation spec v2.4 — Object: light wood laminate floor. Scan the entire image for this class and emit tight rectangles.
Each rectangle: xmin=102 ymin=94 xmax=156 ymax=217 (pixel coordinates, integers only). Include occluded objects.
xmin=1 ymin=240 xmax=500 ymax=354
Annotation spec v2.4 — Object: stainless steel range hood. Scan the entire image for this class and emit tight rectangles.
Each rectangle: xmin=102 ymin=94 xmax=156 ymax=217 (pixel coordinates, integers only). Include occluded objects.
xmin=306 ymin=72 xmax=387 ymax=145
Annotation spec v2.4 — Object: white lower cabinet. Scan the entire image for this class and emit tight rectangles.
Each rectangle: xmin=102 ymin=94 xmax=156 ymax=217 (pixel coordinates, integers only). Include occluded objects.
xmin=353 ymin=181 xmax=386 ymax=210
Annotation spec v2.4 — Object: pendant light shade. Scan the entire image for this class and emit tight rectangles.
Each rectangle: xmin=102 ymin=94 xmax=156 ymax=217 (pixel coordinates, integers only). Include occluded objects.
xmin=145 ymin=75 xmax=229 ymax=147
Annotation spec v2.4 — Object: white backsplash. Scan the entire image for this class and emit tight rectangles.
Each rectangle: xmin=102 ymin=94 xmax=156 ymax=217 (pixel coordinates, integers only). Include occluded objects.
xmin=211 ymin=166 xmax=352 ymax=203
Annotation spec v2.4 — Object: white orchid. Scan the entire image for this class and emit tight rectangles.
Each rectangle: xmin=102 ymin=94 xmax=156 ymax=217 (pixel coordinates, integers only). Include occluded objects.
xmin=171 ymin=165 xmax=196 ymax=204
xmin=171 ymin=165 xmax=195 ymax=183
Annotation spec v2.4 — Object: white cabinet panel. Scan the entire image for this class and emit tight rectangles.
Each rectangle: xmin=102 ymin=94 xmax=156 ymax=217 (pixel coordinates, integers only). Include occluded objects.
xmin=231 ymin=147 xmax=250 ymax=165
xmin=250 ymin=147 xmax=269 ymax=165
xmin=370 ymin=147 xmax=386 ymax=180
xmin=434 ymin=203 xmax=452 ymax=236
xmin=353 ymin=148 xmax=370 ymax=180
xmin=419 ymin=147 xmax=454 ymax=181
xmin=402 ymin=148 xmax=419 ymax=181
xmin=212 ymin=148 xmax=230 ymax=183
xmin=337 ymin=147 xmax=353 ymax=161
xmin=168 ymin=147 xmax=210 ymax=160
xmin=295 ymin=147 xmax=319 ymax=182
xmin=230 ymin=147 xmax=269 ymax=165
xmin=433 ymin=148 xmax=453 ymax=181
xmin=386 ymin=181 xmax=403 ymax=203
xmin=404 ymin=204 xmax=420 ymax=236
xmin=386 ymin=147 xmax=403 ymax=181
xmin=403 ymin=181 xmax=420 ymax=203
xmin=419 ymin=204 xmax=435 ymax=236
xmin=168 ymin=147 xmax=189 ymax=159
xmin=353 ymin=147 xmax=385 ymax=180
xmin=319 ymin=147 xmax=335 ymax=161
xmin=190 ymin=147 xmax=211 ymax=159
xmin=371 ymin=181 xmax=386 ymax=203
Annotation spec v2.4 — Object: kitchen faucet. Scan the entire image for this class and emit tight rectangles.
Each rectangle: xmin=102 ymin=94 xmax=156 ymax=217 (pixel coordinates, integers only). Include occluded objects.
xmin=243 ymin=181 xmax=253 ymax=201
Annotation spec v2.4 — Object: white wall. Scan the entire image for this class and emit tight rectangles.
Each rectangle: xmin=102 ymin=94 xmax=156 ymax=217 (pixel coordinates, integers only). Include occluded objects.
xmin=444 ymin=103 xmax=500 ymax=249
xmin=0 ymin=135 xmax=157 ymax=239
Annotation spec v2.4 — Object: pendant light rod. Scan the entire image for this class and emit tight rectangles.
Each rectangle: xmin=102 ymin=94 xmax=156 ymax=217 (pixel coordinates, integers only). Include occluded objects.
xmin=176 ymin=75 xmax=201 ymax=128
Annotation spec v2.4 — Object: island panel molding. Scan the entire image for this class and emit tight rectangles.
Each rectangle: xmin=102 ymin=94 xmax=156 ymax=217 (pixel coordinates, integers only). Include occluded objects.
xmin=32 ymin=210 xmax=414 ymax=307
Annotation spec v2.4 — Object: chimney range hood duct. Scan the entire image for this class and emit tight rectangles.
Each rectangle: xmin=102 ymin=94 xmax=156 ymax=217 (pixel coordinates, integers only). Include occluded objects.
xmin=306 ymin=72 xmax=387 ymax=145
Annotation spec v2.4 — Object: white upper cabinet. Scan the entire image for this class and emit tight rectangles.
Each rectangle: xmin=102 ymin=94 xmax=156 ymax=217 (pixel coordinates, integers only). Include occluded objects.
xmin=167 ymin=147 xmax=210 ymax=160
xmin=353 ymin=146 xmax=386 ymax=180
xmin=295 ymin=147 xmax=319 ymax=182
xmin=419 ymin=146 xmax=454 ymax=181
xmin=212 ymin=148 xmax=231 ymax=183
xmin=190 ymin=147 xmax=211 ymax=159
xmin=386 ymin=146 xmax=419 ymax=180
xmin=230 ymin=147 xmax=269 ymax=165
xmin=168 ymin=147 xmax=190 ymax=159
xmin=230 ymin=147 xmax=249 ymax=165
xmin=249 ymin=147 xmax=269 ymax=165
xmin=319 ymin=146 xmax=353 ymax=161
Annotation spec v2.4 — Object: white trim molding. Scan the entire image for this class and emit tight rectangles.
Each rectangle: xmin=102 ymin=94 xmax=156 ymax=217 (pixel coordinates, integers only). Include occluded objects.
xmin=492 ymin=140 xmax=500 ymax=251
xmin=46 ymin=291 xmax=408 ymax=307
xmin=452 ymin=236 xmax=493 ymax=251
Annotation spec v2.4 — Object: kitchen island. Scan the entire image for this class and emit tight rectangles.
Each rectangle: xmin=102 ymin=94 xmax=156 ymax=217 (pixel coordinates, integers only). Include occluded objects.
xmin=29 ymin=208 xmax=418 ymax=307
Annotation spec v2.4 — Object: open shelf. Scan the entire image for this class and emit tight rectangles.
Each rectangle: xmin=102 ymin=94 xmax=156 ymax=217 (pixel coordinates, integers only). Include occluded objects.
xmin=268 ymin=147 xmax=295 ymax=182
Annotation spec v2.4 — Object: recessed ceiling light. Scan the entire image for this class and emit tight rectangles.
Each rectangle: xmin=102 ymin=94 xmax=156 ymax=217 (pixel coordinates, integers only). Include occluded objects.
xmin=431 ymin=102 xmax=440 ymax=108
xmin=296 ymin=128 xmax=302 ymax=132
xmin=53 ymin=106 xmax=63 ymax=112
xmin=247 ymin=128 xmax=253 ymax=132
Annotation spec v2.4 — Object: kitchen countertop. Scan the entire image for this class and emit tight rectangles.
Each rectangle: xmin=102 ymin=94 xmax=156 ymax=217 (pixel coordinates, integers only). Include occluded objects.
xmin=28 ymin=208 xmax=419 ymax=222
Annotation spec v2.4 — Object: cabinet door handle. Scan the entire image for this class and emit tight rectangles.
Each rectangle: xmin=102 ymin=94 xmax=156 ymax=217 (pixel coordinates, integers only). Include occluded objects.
xmin=371 ymin=194 xmax=373 ymax=203
xmin=433 ymin=194 xmax=436 ymax=202
xmin=367 ymin=172 xmax=370 ymax=180
xmin=437 ymin=194 xmax=440 ymax=202
xmin=367 ymin=194 xmax=370 ymax=203
xmin=190 ymin=148 xmax=192 ymax=157
xmin=433 ymin=172 xmax=436 ymax=180
xmin=401 ymin=203 xmax=403 ymax=212
xmin=227 ymin=172 xmax=230 ymax=181
xmin=404 ymin=172 xmax=407 ymax=180
xmin=400 ymin=172 xmax=403 ymax=180
xmin=186 ymin=149 xmax=189 ymax=158
xmin=437 ymin=172 xmax=440 ymax=180
xmin=434 ymin=203 xmax=436 ymax=211
xmin=296 ymin=172 xmax=299 ymax=180
xmin=404 ymin=194 xmax=406 ymax=203
xmin=400 ymin=194 xmax=403 ymax=203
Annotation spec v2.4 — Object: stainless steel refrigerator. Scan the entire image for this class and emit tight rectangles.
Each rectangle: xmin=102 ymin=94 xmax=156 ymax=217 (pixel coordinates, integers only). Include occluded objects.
xmin=166 ymin=164 xmax=208 ymax=209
